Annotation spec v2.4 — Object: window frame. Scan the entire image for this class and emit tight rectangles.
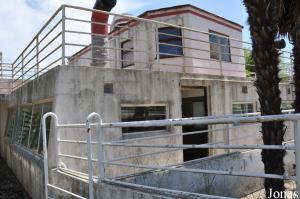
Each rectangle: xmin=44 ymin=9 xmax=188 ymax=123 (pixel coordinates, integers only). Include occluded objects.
xmin=5 ymin=102 xmax=53 ymax=155
xmin=232 ymin=102 xmax=255 ymax=115
xmin=120 ymin=104 xmax=169 ymax=135
xmin=121 ymin=39 xmax=134 ymax=68
xmin=157 ymin=27 xmax=184 ymax=59
xmin=209 ymin=30 xmax=232 ymax=62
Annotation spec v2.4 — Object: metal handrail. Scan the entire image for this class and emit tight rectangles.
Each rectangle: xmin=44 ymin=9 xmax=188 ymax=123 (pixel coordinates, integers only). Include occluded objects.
xmin=41 ymin=111 xmax=300 ymax=199
xmin=5 ymin=4 xmax=294 ymax=92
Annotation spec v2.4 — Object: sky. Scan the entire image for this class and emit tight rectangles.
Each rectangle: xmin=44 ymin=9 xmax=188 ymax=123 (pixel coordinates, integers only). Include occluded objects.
xmin=0 ymin=0 xmax=270 ymax=63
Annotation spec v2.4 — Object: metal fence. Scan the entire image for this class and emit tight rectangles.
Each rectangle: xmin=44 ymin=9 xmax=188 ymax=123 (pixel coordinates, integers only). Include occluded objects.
xmin=0 ymin=4 xmax=294 ymax=92
xmin=42 ymin=111 xmax=299 ymax=199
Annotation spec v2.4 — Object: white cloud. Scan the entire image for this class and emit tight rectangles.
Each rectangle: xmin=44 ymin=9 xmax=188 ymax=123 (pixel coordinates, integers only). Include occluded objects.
xmin=0 ymin=0 xmax=148 ymax=63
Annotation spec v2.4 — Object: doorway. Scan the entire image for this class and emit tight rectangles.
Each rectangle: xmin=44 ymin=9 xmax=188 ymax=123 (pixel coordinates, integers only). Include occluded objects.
xmin=181 ymin=87 xmax=208 ymax=161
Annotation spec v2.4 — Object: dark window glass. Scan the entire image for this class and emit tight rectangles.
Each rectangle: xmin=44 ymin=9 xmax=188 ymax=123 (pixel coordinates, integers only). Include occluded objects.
xmin=209 ymin=32 xmax=231 ymax=62
xmin=15 ymin=106 xmax=32 ymax=146
xmin=158 ymin=27 xmax=183 ymax=58
xmin=121 ymin=106 xmax=166 ymax=133
xmin=121 ymin=40 xmax=134 ymax=68
xmin=29 ymin=104 xmax=43 ymax=151
xmin=232 ymin=103 xmax=254 ymax=114
xmin=281 ymin=101 xmax=293 ymax=110
xmin=5 ymin=108 xmax=17 ymax=138
xmin=4 ymin=102 xmax=52 ymax=154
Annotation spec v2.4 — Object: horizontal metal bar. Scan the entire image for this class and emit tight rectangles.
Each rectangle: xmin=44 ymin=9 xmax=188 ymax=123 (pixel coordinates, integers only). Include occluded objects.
xmin=39 ymin=19 xmax=63 ymax=45
xmin=12 ymin=5 xmax=63 ymax=65
xmin=64 ymin=5 xmax=245 ymax=44
xmin=104 ymin=179 xmax=236 ymax=199
xmin=48 ymin=184 xmax=86 ymax=199
xmin=103 ymin=142 xmax=295 ymax=150
xmin=55 ymin=111 xmax=295 ymax=129
xmin=104 ymin=162 xmax=295 ymax=180
xmin=100 ymin=114 xmax=300 ymax=128
xmin=58 ymin=139 xmax=98 ymax=144
xmin=58 ymin=153 xmax=97 ymax=162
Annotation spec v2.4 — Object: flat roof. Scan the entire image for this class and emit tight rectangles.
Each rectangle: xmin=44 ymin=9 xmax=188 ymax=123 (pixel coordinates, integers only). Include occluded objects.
xmin=138 ymin=4 xmax=243 ymax=29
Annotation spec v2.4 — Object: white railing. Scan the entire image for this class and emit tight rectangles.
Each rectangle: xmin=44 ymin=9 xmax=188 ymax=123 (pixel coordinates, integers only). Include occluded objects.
xmin=3 ymin=4 xmax=293 ymax=92
xmin=42 ymin=111 xmax=300 ymax=199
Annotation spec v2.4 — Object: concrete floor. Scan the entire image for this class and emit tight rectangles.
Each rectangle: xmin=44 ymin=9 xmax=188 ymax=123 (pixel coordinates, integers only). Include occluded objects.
xmin=0 ymin=156 xmax=30 ymax=199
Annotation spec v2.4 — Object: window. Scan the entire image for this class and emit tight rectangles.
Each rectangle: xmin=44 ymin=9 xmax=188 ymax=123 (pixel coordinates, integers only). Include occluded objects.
xmin=158 ymin=27 xmax=183 ymax=58
xmin=5 ymin=108 xmax=17 ymax=138
xmin=242 ymin=86 xmax=248 ymax=94
xmin=5 ymin=102 xmax=52 ymax=154
xmin=232 ymin=103 xmax=254 ymax=114
xmin=121 ymin=105 xmax=167 ymax=134
xmin=121 ymin=40 xmax=134 ymax=68
xmin=281 ymin=101 xmax=293 ymax=110
xmin=209 ymin=31 xmax=231 ymax=62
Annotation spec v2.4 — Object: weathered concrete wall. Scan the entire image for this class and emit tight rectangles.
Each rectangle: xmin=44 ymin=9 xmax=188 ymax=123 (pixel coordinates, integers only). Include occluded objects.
xmin=181 ymin=76 xmax=295 ymax=155
xmin=122 ymin=149 xmax=295 ymax=198
xmin=53 ymin=66 xmax=183 ymax=177
xmin=0 ymin=65 xmax=296 ymax=198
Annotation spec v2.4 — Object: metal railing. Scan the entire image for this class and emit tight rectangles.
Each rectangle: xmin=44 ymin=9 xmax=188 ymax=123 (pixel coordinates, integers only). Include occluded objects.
xmin=42 ymin=111 xmax=299 ymax=199
xmin=2 ymin=4 xmax=293 ymax=92
xmin=0 ymin=62 xmax=13 ymax=94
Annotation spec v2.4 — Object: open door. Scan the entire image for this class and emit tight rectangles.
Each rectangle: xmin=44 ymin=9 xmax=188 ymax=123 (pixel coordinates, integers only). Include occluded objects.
xmin=181 ymin=87 xmax=208 ymax=161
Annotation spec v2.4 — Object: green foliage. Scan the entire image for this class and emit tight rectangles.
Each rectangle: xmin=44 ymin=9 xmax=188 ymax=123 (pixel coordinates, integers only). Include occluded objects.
xmin=244 ymin=48 xmax=255 ymax=77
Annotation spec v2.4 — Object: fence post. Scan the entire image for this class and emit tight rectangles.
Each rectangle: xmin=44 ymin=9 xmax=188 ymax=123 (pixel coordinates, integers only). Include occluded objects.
xmin=98 ymin=120 xmax=105 ymax=181
xmin=86 ymin=112 xmax=102 ymax=199
xmin=42 ymin=112 xmax=58 ymax=199
xmin=294 ymin=119 xmax=300 ymax=194
xmin=61 ymin=6 xmax=66 ymax=65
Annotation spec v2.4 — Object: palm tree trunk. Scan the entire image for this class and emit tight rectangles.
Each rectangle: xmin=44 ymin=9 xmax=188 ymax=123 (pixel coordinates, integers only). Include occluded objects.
xmin=292 ymin=40 xmax=300 ymax=112
xmin=244 ymin=0 xmax=285 ymax=196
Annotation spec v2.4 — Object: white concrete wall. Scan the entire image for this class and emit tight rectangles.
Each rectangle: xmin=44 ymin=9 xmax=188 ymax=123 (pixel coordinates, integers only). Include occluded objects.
xmin=70 ymin=6 xmax=245 ymax=77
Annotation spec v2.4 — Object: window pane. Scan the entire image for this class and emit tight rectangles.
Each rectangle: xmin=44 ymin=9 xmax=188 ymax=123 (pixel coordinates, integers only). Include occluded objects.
xmin=232 ymin=103 xmax=254 ymax=114
xmin=159 ymin=40 xmax=183 ymax=57
xmin=209 ymin=34 xmax=218 ymax=43
xmin=5 ymin=108 xmax=17 ymax=138
xmin=209 ymin=32 xmax=231 ymax=62
xmin=15 ymin=106 xmax=32 ymax=146
xmin=158 ymin=28 xmax=181 ymax=40
xmin=158 ymin=27 xmax=183 ymax=58
xmin=121 ymin=40 xmax=134 ymax=68
xmin=29 ymin=104 xmax=43 ymax=151
xmin=281 ymin=101 xmax=293 ymax=110
xmin=121 ymin=106 xmax=166 ymax=133
xmin=210 ymin=43 xmax=219 ymax=60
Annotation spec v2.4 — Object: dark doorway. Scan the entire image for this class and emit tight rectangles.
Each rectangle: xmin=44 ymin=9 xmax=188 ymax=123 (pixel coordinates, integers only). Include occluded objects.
xmin=181 ymin=87 xmax=208 ymax=161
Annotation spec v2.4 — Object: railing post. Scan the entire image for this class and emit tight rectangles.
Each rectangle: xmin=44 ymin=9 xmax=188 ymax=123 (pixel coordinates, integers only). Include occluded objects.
xmin=42 ymin=112 xmax=58 ymax=199
xmin=21 ymin=53 xmax=24 ymax=84
xmin=98 ymin=120 xmax=105 ymax=181
xmin=61 ymin=6 xmax=66 ymax=65
xmin=294 ymin=118 xmax=300 ymax=194
xmin=86 ymin=112 xmax=102 ymax=199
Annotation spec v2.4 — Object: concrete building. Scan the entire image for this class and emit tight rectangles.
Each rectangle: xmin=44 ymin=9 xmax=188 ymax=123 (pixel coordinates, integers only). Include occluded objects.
xmin=0 ymin=4 xmax=296 ymax=199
